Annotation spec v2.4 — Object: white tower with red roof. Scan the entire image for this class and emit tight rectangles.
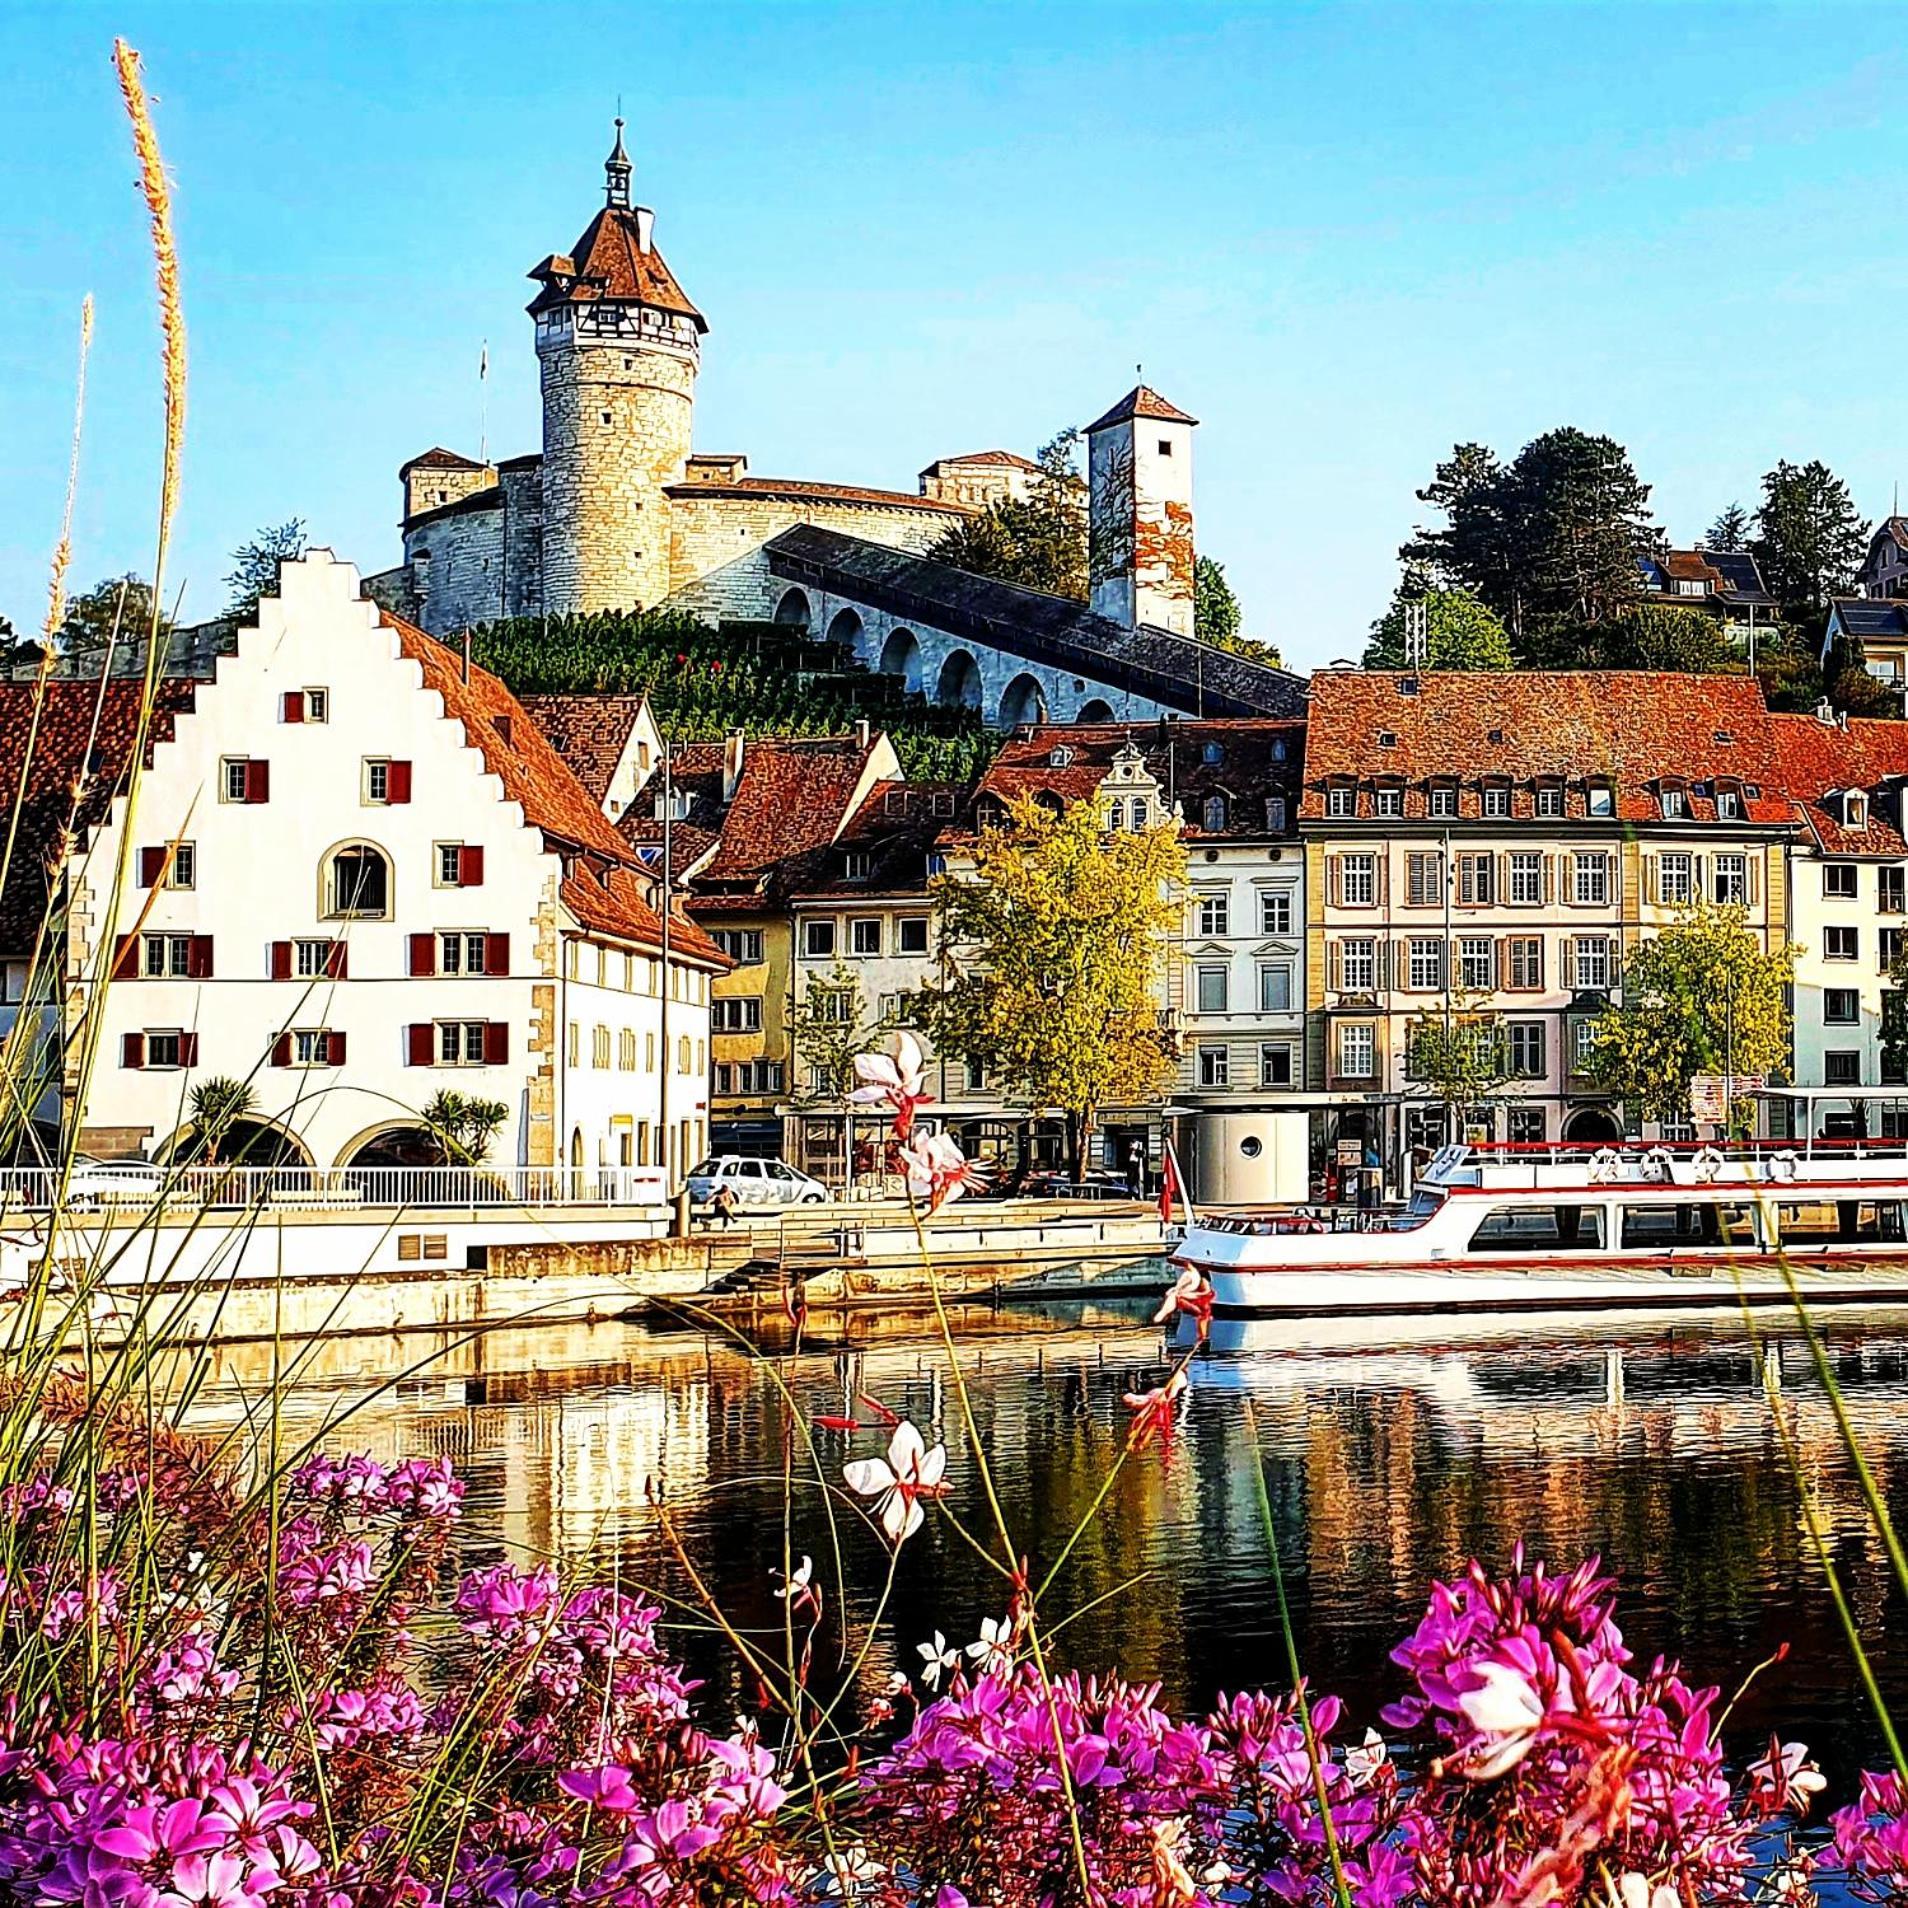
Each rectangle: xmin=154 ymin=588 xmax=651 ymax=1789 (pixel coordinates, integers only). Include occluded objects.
xmin=528 ymin=122 xmax=707 ymax=616
xmin=1085 ymin=385 xmax=1197 ymax=637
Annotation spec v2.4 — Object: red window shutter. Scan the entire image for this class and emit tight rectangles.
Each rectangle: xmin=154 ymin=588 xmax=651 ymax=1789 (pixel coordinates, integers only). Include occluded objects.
xmin=112 ymin=934 xmax=139 ymax=981
xmin=408 ymin=933 xmax=436 ymax=977
xmin=139 ymin=846 xmax=166 ymax=887
xmin=271 ymin=1032 xmax=291 ymax=1067
xmin=122 ymin=1032 xmax=145 ymax=1069
xmin=387 ymin=760 xmax=413 ymax=804
xmin=326 ymin=1030 xmax=347 ymax=1066
xmin=459 ymin=844 xmax=485 ymax=887
xmin=180 ymin=1032 xmax=200 ymax=1067
xmin=406 ymin=1023 xmax=435 ymax=1066
xmin=246 ymin=760 xmax=271 ymax=804
xmin=188 ymin=935 xmax=214 ymax=980
xmin=283 ymin=691 xmax=305 ymax=724
xmin=270 ymin=941 xmax=293 ymax=981
xmin=326 ymin=940 xmax=348 ymax=980
xmin=482 ymin=1021 xmax=508 ymax=1066
xmin=484 ymin=932 xmax=510 ymax=975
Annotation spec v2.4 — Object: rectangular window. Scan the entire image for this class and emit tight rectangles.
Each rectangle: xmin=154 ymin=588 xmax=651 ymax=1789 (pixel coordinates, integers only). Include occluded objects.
xmin=712 ymin=928 xmax=765 ymax=963
xmin=1337 ymin=1023 xmax=1376 ymax=1079
xmin=0 ymin=961 xmax=25 ymax=1006
xmin=1660 ymin=787 xmax=1687 ymax=820
xmin=439 ymin=1021 xmax=488 ymax=1065
xmin=1260 ymin=1043 xmax=1294 ymax=1087
xmin=166 ymin=842 xmax=195 ymax=890
xmin=365 ymin=760 xmax=390 ymax=804
xmin=897 ymin=916 xmax=930 ymax=955
xmin=1825 ymin=988 xmax=1860 ymax=1025
xmin=1259 ymin=889 xmax=1293 ymax=936
xmin=843 ymin=850 xmax=872 ymax=882
xmin=1571 ymin=1018 xmax=1599 ymax=1068
xmin=1507 ymin=852 xmax=1544 ymax=906
xmin=1713 ymin=854 xmax=1748 ymax=905
xmin=1572 ymin=853 xmax=1609 ymax=906
xmin=711 ymin=996 xmax=763 ymax=1033
xmin=1826 ymin=925 xmax=1860 ymax=962
xmin=1195 ymin=964 xmax=1229 ymax=1013
xmin=1257 ymin=962 xmax=1293 ymax=1012
xmin=964 ymin=1056 xmax=985 ymax=1092
xmin=1825 ymin=1051 xmax=1863 ymax=1087
xmin=1338 ymin=938 xmax=1377 ymax=992
xmin=593 ymin=1025 xmax=611 ymax=1068
xmin=221 ymin=757 xmax=268 ymax=804
xmin=1506 ymin=936 xmax=1544 ymax=991
xmin=289 ymin=1029 xmax=336 ymax=1067
xmin=143 ymin=933 xmax=192 ymax=979
xmin=1196 ymin=893 xmax=1230 ymax=937
xmin=1824 ymin=863 xmax=1859 ymax=899
xmin=1535 ymin=782 xmax=1564 ymax=818
xmin=1482 ymin=783 xmax=1511 ymax=818
xmin=1374 ymin=784 xmax=1404 ymax=818
xmin=438 ymin=931 xmax=488 ymax=975
xmin=1326 ymin=783 xmax=1356 ymax=819
xmin=1197 ymin=1044 xmax=1230 ymax=1088
xmin=294 ymin=938 xmax=335 ymax=979
xmin=1458 ymin=936 xmax=1495 ymax=990
xmin=1508 ymin=1021 xmax=1546 ymax=1079
xmin=1657 ymin=853 xmax=1693 ymax=905
xmin=1407 ymin=937 xmax=1445 ymax=991
xmin=1406 ymin=852 xmax=1444 ymax=908
xmin=620 ymin=1029 xmax=638 ymax=1070
xmin=144 ymin=1029 xmax=184 ymax=1069
xmin=848 ymin=917 xmax=881 ymax=956
xmin=1338 ymin=854 xmax=1377 ymax=908
xmin=1457 ymin=853 xmax=1494 ymax=907
xmin=802 ymin=919 xmax=836 ymax=959
xmin=1585 ymin=782 xmax=1614 ymax=817
xmin=1716 ymin=788 xmax=1742 ymax=820
xmin=1508 ymin=1106 xmax=1547 ymax=1145
xmin=1573 ymin=938 xmax=1612 ymax=990
xmin=434 ymin=843 xmax=484 ymax=888
xmin=1882 ymin=867 xmax=1907 ymax=915
xmin=1884 ymin=927 xmax=1906 ymax=973
xmin=1428 ymin=782 xmax=1458 ymax=818
xmin=1265 ymin=796 xmax=1288 ymax=833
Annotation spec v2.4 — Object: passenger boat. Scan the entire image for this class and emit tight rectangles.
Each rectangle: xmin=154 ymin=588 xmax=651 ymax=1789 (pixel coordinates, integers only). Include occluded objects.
xmin=1169 ymin=1140 xmax=1908 ymax=1316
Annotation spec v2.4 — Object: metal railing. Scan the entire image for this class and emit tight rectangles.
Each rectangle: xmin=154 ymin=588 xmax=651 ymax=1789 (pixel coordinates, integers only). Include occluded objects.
xmin=0 ymin=1163 xmax=671 ymax=1214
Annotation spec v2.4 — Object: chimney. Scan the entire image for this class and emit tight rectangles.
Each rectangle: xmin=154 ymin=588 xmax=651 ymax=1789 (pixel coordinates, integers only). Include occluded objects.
xmin=1815 ymin=697 xmax=1836 ymax=726
xmin=721 ymin=729 xmax=745 ymax=804
xmin=853 ymin=717 xmax=871 ymax=749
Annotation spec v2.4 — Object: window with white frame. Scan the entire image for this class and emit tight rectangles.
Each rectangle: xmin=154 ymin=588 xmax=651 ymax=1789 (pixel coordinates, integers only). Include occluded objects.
xmin=1535 ymin=782 xmax=1564 ymax=819
xmin=1339 ymin=854 xmax=1377 ymax=907
xmin=1572 ymin=853 xmax=1609 ymax=906
xmin=1196 ymin=892 xmax=1230 ymax=937
xmin=1336 ymin=1023 xmax=1376 ymax=1078
xmin=1585 ymin=782 xmax=1614 ymax=817
xmin=1338 ymin=938 xmax=1377 ymax=992
xmin=1882 ymin=867 xmax=1907 ymax=915
xmin=712 ymin=928 xmax=765 ymax=964
xmin=1259 ymin=889 xmax=1293 ymax=936
xmin=1660 ymin=787 xmax=1687 ymax=820
xmin=1260 ymin=1043 xmax=1294 ymax=1086
xmin=438 ymin=1021 xmax=488 ymax=1065
xmin=1508 ymin=852 xmax=1544 ymax=906
xmin=294 ymin=938 xmax=335 ymax=979
xmin=438 ymin=931 xmax=489 ymax=975
xmin=802 ymin=919 xmax=836 ymax=959
xmin=1657 ymin=853 xmax=1693 ymax=905
xmin=711 ymin=997 xmax=763 ymax=1033
xmin=848 ymin=917 xmax=881 ymax=956
xmin=1482 ymin=782 xmax=1511 ymax=818
xmin=1507 ymin=1021 xmax=1546 ymax=1079
xmin=1197 ymin=1044 xmax=1229 ymax=1087
xmin=1407 ymin=937 xmax=1445 ymax=991
xmin=1326 ymin=782 xmax=1356 ymax=819
xmin=1572 ymin=938 xmax=1612 ymax=989
xmin=1826 ymin=925 xmax=1859 ymax=962
xmin=1195 ymin=964 xmax=1229 ymax=1013
xmin=1824 ymin=863 xmax=1859 ymax=899
xmin=1458 ymin=937 xmax=1495 ymax=990
xmin=1374 ymin=784 xmax=1404 ymax=819
xmin=289 ymin=1029 xmax=336 ymax=1067
xmin=143 ymin=933 xmax=193 ymax=979
xmin=897 ymin=916 xmax=931 ymax=955
xmin=1571 ymin=1019 xmax=1599 ymax=1069
xmin=1258 ymin=962 xmax=1293 ymax=1012
xmin=1713 ymin=853 xmax=1748 ymax=905
xmin=1428 ymin=782 xmax=1459 ymax=818
xmin=1717 ymin=788 xmax=1743 ymax=820
xmin=1824 ymin=988 xmax=1860 ymax=1025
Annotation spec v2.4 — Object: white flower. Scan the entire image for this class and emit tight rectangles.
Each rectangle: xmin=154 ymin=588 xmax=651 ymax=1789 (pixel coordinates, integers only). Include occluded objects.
xmin=899 ymin=1129 xmax=990 ymax=1211
xmin=884 ymin=1669 xmax=912 ymax=1697
xmin=965 ymin=1614 xmax=1014 ymax=1676
xmin=772 ymin=1555 xmax=814 ymax=1605
xmin=917 ymin=1630 xmax=959 ymax=1689
xmin=1749 ymin=1738 xmax=1829 ymax=1814
xmin=1609 ymin=1873 xmax=1679 ymax=1908
xmin=1763 ymin=1860 xmax=1816 ymax=1907
xmin=819 ymin=1844 xmax=886 ymax=1894
xmin=1345 ymin=1726 xmax=1388 ymax=1788
xmin=851 ymin=1033 xmax=926 ymax=1112
xmin=842 ymin=1419 xmax=947 ymax=1546
xmin=1455 ymin=1660 xmax=1545 ymax=1778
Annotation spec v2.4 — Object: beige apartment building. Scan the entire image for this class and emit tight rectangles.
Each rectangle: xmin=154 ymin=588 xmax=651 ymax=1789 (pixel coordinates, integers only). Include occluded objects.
xmin=1301 ymin=671 xmax=1795 ymax=1192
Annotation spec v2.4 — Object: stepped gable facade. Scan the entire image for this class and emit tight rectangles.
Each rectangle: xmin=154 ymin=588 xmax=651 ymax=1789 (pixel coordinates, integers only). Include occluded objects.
xmin=380 ymin=126 xmax=1302 ymax=733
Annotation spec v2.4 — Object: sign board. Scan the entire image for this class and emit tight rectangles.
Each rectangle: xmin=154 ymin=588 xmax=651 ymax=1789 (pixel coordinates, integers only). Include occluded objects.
xmin=1335 ymin=1139 xmax=1365 ymax=1167
xmin=1690 ymin=1074 xmax=1766 ymax=1123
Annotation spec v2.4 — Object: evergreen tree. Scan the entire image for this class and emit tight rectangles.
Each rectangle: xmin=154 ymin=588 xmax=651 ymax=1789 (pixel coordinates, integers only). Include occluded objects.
xmin=58 ymin=575 xmax=170 ymax=654
xmin=1595 ymin=603 xmax=1740 ymax=675
xmin=1702 ymin=503 xmax=1750 ymax=552
xmin=224 ymin=518 xmax=308 ymax=620
xmin=927 ymin=432 xmax=1088 ymax=600
xmin=1363 ymin=584 xmax=1513 ymax=671
xmin=1749 ymin=460 xmax=1868 ymax=619
xmin=1193 ymin=555 xmax=1241 ymax=646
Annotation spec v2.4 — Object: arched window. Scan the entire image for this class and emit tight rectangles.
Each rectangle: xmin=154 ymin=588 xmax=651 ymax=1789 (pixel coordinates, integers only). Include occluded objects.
xmin=1033 ymin=790 xmax=1065 ymax=817
xmin=324 ymin=844 xmax=391 ymax=920
xmin=1106 ymin=799 xmax=1126 ymax=832
xmin=1202 ymin=793 xmax=1229 ymax=831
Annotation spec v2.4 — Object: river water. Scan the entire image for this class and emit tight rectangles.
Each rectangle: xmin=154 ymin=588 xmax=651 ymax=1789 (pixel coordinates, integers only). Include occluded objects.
xmin=177 ymin=1292 xmax=1908 ymax=1785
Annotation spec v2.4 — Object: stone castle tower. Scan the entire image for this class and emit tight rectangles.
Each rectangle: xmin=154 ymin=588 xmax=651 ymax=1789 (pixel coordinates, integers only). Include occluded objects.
xmin=1085 ymin=385 xmax=1197 ymax=637
xmin=528 ymin=123 xmax=707 ymax=615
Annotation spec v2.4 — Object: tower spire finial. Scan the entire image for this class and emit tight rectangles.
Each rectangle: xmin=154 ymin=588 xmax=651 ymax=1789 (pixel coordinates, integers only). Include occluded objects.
xmin=605 ymin=113 xmax=632 ymax=209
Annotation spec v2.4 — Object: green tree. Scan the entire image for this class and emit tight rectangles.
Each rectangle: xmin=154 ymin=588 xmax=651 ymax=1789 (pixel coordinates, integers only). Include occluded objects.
xmin=421 ymin=1090 xmax=509 ymax=1165
xmin=1363 ymin=583 xmax=1513 ymax=670
xmin=58 ymin=575 xmax=170 ymax=655
xmin=1586 ymin=903 xmax=1796 ymax=1128
xmin=1749 ymin=460 xmax=1868 ymax=620
xmin=789 ymin=962 xmax=895 ymax=1106
xmin=916 ymin=796 xmax=1185 ymax=1179
xmin=1402 ymin=428 xmax=1659 ymax=653
xmin=187 ymin=1076 xmax=255 ymax=1164
xmin=224 ymin=517 xmax=308 ymax=621
xmin=1403 ymin=995 xmax=1512 ymax=1139
xmin=926 ymin=432 xmax=1088 ymax=600
xmin=1595 ymin=602 xmax=1740 ymax=675
xmin=1703 ymin=503 xmax=1751 ymax=552
xmin=1194 ymin=555 xmax=1241 ymax=646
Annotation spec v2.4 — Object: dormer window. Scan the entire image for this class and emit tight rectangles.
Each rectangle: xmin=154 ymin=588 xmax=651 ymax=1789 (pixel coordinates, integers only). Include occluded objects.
xmin=1202 ymin=793 xmax=1229 ymax=831
xmin=1106 ymin=799 xmax=1126 ymax=832
xmin=1201 ymin=741 xmax=1225 ymax=766
xmin=1373 ymin=783 xmax=1404 ymax=819
xmin=1271 ymin=737 xmax=1288 ymax=762
xmin=1660 ymin=785 xmax=1687 ymax=820
xmin=1377 ymin=731 xmax=1398 ymax=750
xmin=1048 ymin=745 xmax=1074 ymax=768
xmin=1326 ymin=781 xmax=1356 ymax=819
xmin=1265 ymin=795 xmax=1288 ymax=833
xmin=1535 ymin=780 xmax=1564 ymax=819
xmin=1428 ymin=781 xmax=1459 ymax=819
xmin=1586 ymin=781 xmax=1614 ymax=819
xmin=844 ymin=849 xmax=872 ymax=882
xmin=1848 ymin=791 xmax=1870 ymax=829
xmin=1716 ymin=786 xmax=1743 ymax=821
xmin=1481 ymin=781 xmax=1511 ymax=819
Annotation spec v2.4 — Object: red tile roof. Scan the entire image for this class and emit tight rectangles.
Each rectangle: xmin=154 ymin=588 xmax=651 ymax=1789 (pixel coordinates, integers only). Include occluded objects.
xmin=784 ymin=781 xmax=962 ymax=897
xmin=382 ymin=614 xmax=634 ymax=860
xmin=663 ymin=475 xmax=969 ymax=516
xmin=1301 ymin=671 xmax=1794 ymax=825
xmin=919 ymin=450 xmax=1042 ymax=475
xmin=1770 ymin=712 xmax=1908 ymax=855
xmin=560 ymin=865 xmax=727 ymax=966
xmin=1084 ymin=385 xmax=1198 ymax=432
xmin=0 ymin=679 xmax=196 ymax=947
xmin=526 ymin=206 xmax=705 ymax=328
xmin=398 ymin=446 xmax=485 ymax=478
xmin=517 ymin=694 xmax=650 ymax=805
xmin=696 ymin=735 xmax=887 ymax=889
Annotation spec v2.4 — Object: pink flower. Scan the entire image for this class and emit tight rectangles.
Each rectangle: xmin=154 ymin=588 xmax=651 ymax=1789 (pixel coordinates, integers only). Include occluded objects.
xmin=1151 ymin=1268 xmax=1214 ymax=1334
xmin=1122 ymin=1368 xmax=1188 ymax=1448
xmin=1453 ymin=1659 xmax=1546 ymax=1778
xmin=843 ymin=1419 xmax=947 ymax=1545
xmin=558 ymin=1766 xmax=640 ymax=1813
xmin=899 ymin=1131 xmax=989 ymax=1213
xmin=852 ymin=1031 xmax=928 ymax=1139
xmin=1747 ymin=1736 xmax=1828 ymax=1816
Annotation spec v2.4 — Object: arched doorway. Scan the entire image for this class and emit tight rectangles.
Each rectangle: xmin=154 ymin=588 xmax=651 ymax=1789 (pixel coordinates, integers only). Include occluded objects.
xmin=999 ymin=673 xmax=1048 ymax=729
xmin=825 ymin=608 xmax=864 ymax=660
xmin=321 ymin=841 xmax=393 ymax=921
xmin=161 ymin=1118 xmax=314 ymax=1199
xmin=774 ymin=588 xmax=811 ymax=631
xmin=936 ymin=650 xmax=982 ymax=712
xmin=342 ymin=1125 xmax=440 ymax=1169
xmin=1076 ymin=698 xmax=1115 ymax=723
xmin=878 ymin=628 xmax=924 ymax=696
xmin=1564 ymin=1107 xmax=1623 ymax=1145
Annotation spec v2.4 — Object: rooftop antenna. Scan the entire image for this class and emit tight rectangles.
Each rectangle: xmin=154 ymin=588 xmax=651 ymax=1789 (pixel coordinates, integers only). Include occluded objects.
xmin=478 ymin=338 xmax=488 ymax=467
xmin=1403 ymin=599 xmax=1428 ymax=669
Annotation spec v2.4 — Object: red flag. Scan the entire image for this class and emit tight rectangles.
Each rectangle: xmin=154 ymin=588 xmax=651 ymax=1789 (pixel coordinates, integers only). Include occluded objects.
xmin=1158 ymin=1143 xmax=1181 ymax=1225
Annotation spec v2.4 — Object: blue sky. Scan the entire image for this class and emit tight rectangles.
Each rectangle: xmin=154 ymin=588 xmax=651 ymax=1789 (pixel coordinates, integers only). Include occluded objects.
xmin=2 ymin=3 xmax=1902 ymax=668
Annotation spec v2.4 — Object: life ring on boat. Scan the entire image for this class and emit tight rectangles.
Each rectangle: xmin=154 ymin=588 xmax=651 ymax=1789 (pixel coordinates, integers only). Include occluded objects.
xmin=1642 ymin=1147 xmax=1675 ymax=1183
xmin=1766 ymin=1150 xmax=1799 ymax=1184
xmin=1691 ymin=1146 xmax=1725 ymax=1183
xmin=1589 ymin=1148 xmax=1622 ymax=1184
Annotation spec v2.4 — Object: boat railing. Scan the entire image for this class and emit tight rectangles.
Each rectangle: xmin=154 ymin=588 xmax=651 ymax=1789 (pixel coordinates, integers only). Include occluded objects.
xmin=1438 ymin=1137 xmax=1908 ymax=1192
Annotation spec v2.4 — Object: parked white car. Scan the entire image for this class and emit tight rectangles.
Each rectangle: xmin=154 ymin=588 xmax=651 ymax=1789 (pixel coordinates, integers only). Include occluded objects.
xmin=686 ymin=1157 xmax=829 ymax=1209
xmin=63 ymin=1155 xmax=167 ymax=1209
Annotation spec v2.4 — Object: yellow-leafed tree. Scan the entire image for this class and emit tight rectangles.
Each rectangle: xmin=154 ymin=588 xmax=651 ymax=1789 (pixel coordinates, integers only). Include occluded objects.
xmin=917 ymin=795 xmax=1185 ymax=1180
